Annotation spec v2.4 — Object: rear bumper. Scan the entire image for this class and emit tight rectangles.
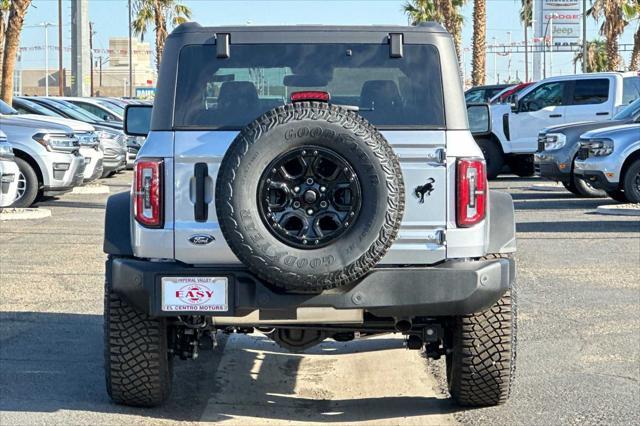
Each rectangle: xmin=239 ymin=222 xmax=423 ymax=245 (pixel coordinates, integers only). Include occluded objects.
xmin=108 ymin=256 xmax=515 ymax=320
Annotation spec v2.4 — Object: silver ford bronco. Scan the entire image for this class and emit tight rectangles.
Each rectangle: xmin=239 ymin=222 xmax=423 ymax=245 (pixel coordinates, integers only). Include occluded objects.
xmin=104 ymin=23 xmax=517 ymax=408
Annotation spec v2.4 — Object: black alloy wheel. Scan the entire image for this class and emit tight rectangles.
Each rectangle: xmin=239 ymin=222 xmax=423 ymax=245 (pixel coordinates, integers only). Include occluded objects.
xmin=258 ymin=146 xmax=362 ymax=249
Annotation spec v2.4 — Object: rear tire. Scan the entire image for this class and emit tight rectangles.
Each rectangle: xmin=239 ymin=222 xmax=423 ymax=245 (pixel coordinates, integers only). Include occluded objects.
xmin=12 ymin=158 xmax=39 ymax=208
xmin=622 ymin=160 xmax=640 ymax=203
xmin=510 ymin=155 xmax=535 ymax=177
xmin=446 ymin=254 xmax=516 ymax=407
xmin=477 ymin=139 xmax=504 ymax=180
xmin=104 ymin=271 xmax=172 ymax=407
xmin=606 ymin=189 xmax=628 ymax=203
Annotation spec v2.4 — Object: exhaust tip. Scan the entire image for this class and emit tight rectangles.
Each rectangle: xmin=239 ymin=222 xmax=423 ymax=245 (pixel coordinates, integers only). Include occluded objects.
xmin=395 ymin=319 xmax=412 ymax=332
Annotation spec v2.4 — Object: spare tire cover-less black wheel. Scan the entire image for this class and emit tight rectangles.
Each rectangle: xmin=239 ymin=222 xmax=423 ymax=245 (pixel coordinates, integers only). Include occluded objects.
xmin=216 ymin=102 xmax=405 ymax=292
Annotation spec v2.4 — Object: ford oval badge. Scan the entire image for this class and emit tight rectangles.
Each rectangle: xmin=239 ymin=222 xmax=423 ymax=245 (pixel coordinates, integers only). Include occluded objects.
xmin=188 ymin=234 xmax=215 ymax=246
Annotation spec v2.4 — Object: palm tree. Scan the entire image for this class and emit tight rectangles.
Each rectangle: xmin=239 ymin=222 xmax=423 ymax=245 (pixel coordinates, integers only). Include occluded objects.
xmin=589 ymin=0 xmax=628 ymax=71
xmin=450 ymin=0 xmax=466 ymax=65
xmin=573 ymin=39 xmax=609 ymax=72
xmin=132 ymin=0 xmax=191 ymax=73
xmin=519 ymin=0 xmax=533 ymax=80
xmin=471 ymin=0 xmax=487 ymax=85
xmin=1 ymin=0 xmax=31 ymax=104
xmin=403 ymin=0 xmax=442 ymax=24
xmin=623 ymin=0 xmax=640 ymax=70
xmin=403 ymin=0 xmax=465 ymax=63
xmin=0 ymin=0 xmax=11 ymax=82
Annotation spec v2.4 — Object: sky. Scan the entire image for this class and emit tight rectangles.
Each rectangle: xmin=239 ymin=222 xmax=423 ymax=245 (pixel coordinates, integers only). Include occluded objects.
xmin=16 ymin=0 xmax=640 ymax=84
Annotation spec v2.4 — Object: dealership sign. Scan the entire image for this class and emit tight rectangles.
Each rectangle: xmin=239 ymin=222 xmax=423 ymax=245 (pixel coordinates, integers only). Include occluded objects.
xmin=543 ymin=0 xmax=581 ymax=41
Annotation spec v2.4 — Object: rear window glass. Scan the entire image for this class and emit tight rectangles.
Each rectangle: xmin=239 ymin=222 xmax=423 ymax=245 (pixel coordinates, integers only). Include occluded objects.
xmin=174 ymin=43 xmax=445 ymax=129
xmin=572 ymin=79 xmax=609 ymax=105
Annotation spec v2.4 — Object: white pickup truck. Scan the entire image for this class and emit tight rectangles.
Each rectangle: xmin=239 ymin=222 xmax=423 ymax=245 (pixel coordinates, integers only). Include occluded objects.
xmin=476 ymin=72 xmax=640 ymax=179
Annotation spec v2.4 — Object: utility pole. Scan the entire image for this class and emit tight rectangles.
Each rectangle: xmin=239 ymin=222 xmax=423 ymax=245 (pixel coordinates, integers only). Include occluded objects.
xmin=39 ymin=22 xmax=55 ymax=96
xmin=582 ymin=0 xmax=587 ymax=73
xmin=128 ymin=0 xmax=133 ymax=98
xmin=549 ymin=15 xmax=555 ymax=77
xmin=492 ymin=36 xmax=497 ymax=84
xmin=524 ymin=21 xmax=529 ymax=82
xmin=89 ymin=22 xmax=94 ymax=96
xmin=542 ymin=14 xmax=558 ymax=79
xmin=507 ymin=31 xmax=512 ymax=82
xmin=58 ymin=0 xmax=63 ymax=95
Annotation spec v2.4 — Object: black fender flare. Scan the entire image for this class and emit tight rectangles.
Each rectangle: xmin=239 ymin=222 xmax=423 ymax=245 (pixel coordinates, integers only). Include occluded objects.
xmin=487 ymin=190 xmax=516 ymax=254
xmin=103 ymin=191 xmax=133 ymax=256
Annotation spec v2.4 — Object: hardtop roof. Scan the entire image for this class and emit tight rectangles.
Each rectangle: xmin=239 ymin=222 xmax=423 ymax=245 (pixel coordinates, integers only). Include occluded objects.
xmin=170 ymin=22 xmax=448 ymax=36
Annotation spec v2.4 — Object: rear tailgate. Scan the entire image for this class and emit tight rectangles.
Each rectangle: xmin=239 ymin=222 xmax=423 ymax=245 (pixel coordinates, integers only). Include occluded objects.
xmin=173 ymin=130 xmax=447 ymax=266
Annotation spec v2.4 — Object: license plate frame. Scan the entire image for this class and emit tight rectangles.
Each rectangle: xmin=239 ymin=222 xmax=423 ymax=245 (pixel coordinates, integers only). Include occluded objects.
xmin=161 ymin=276 xmax=229 ymax=312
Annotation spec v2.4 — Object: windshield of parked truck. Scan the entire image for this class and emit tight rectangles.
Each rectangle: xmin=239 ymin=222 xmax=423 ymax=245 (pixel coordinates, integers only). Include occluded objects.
xmin=622 ymin=76 xmax=640 ymax=105
xmin=16 ymin=98 xmax=61 ymax=117
xmin=48 ymin=99 xmax=107 ymax=123
xmin=174 ymin=43 xmax=445 ymax=129
xmin=613 ymin=97 xmax=640 ymax=120
xmin=0 ymin=100 xmax=18 ymax=115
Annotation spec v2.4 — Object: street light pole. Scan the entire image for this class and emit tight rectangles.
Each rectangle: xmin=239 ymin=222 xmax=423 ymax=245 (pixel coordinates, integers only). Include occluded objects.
xmin=58 ymin=0 xmax=63 ymax=95
xmin=128 ymin=0 xmax=133 ymax=98
xmin=44 ymin=22 xmax=50 ymax=96
xmin=542 ymin=14 xmax=557 ymax=79
xmin=493 ymin=36 xmax=497 ymax=84
xmin=582 ymin=0 xmax=587 ymax=73
xmin=507 ymin=31 xmax=512 ymax=82
xmin=89 ymin=22 xmax=94 ymax=97
xmin=549 ymin=16 xmax=554 ymax=77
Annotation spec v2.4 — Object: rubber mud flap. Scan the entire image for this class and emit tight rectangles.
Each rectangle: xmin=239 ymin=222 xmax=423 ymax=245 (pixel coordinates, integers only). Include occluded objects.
xmin=216 ymin=102 xmax=405 ymax=292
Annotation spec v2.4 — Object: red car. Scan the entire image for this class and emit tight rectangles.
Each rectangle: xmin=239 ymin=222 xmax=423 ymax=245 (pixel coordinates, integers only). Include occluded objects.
xmin=490 ymin=81 xmax=535 ymax=104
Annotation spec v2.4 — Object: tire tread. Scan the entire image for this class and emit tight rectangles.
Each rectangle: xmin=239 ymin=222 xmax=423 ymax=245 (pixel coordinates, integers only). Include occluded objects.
xmin=448 ymin=253 xmax=516 ymax=407
xmin=104 ymin=268 xmax=171 ymax=407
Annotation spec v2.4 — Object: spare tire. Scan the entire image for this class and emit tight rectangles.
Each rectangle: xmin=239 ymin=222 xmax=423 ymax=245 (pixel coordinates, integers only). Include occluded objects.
xmin=216 ymin=102 xmax=404 ymax=292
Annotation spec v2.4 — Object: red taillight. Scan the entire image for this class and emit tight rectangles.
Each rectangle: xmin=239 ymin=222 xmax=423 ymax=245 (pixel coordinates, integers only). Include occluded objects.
xmin=290 ymin=91 xmax=330 ymax=103
xmin=134 ymin=159 xmax=163 ymax=228
xmin=456 ymin=158 xmax=487 ymax=227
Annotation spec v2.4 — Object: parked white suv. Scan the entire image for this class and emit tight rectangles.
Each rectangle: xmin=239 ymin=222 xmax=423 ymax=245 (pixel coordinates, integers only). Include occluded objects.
xmin=0 ymin=102 xmax=86 ymax=207
xmin=476 ymin=72 xmax=640 ymax=178
xmin=0 ymin=130 xmax=19 ymax=208
xmin=13 ymin=112 xmax=104 ymax=183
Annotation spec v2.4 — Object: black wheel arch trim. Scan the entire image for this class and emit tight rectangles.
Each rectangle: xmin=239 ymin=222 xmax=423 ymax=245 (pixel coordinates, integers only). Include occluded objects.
xmin=104 ymin=191 xmax=134 ymax=256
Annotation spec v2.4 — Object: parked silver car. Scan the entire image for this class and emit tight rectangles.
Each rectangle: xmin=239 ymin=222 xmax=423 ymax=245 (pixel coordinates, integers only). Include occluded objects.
xmin=0 ymin=101 xmax=85 ymax=207
xmin=9 ymin=110 xmax=104 ymax=183
xmin=0 ymin=130 xmax=19 ymax=208
xmin=574 ymin=123 xmax=640 ymax=203
xmin=17 ymin=97 xmax=128 ymax=177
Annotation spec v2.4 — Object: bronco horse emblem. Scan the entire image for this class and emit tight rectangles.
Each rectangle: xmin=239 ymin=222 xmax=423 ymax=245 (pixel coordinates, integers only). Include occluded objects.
xmin=414 ymin=178 xmax=435 ymax=204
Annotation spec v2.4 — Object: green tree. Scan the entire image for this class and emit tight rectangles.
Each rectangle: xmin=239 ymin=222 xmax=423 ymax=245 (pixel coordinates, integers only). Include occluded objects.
xmin=589 ymin=0 xmax=628 ymax=70
xmin=519 ymin=0 xmax=533 ymax=80
xmin=623 ymin=0 xmax=640 ymax=70
xmin=403 ymin=0 xmax=465 ymax=63
xmin=0 ymin=0 xmax=10 ymax=82
xmin=132 ymin=0 xmax=191 ymax=73
xmin=573 ymin=39 xmax=609 ymax=72
xmin=471 ymin=0 xmax=487 ymax=85
xmin=1 ymin=0 xmax=31 ymax=103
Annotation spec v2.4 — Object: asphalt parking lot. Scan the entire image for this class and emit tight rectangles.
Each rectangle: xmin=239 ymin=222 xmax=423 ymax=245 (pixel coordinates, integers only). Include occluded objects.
xmin=0 ymin=171 xmax=638 ymax=425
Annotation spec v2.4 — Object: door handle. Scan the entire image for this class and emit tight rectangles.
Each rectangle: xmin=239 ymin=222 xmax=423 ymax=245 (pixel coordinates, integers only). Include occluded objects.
xmin=549 ymin=114 xmax=562 ymax=118
xmin=194 ymin=162 xmax=208 ymax=222
xmin=596 ymin=112 xmax=609 ymax=116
